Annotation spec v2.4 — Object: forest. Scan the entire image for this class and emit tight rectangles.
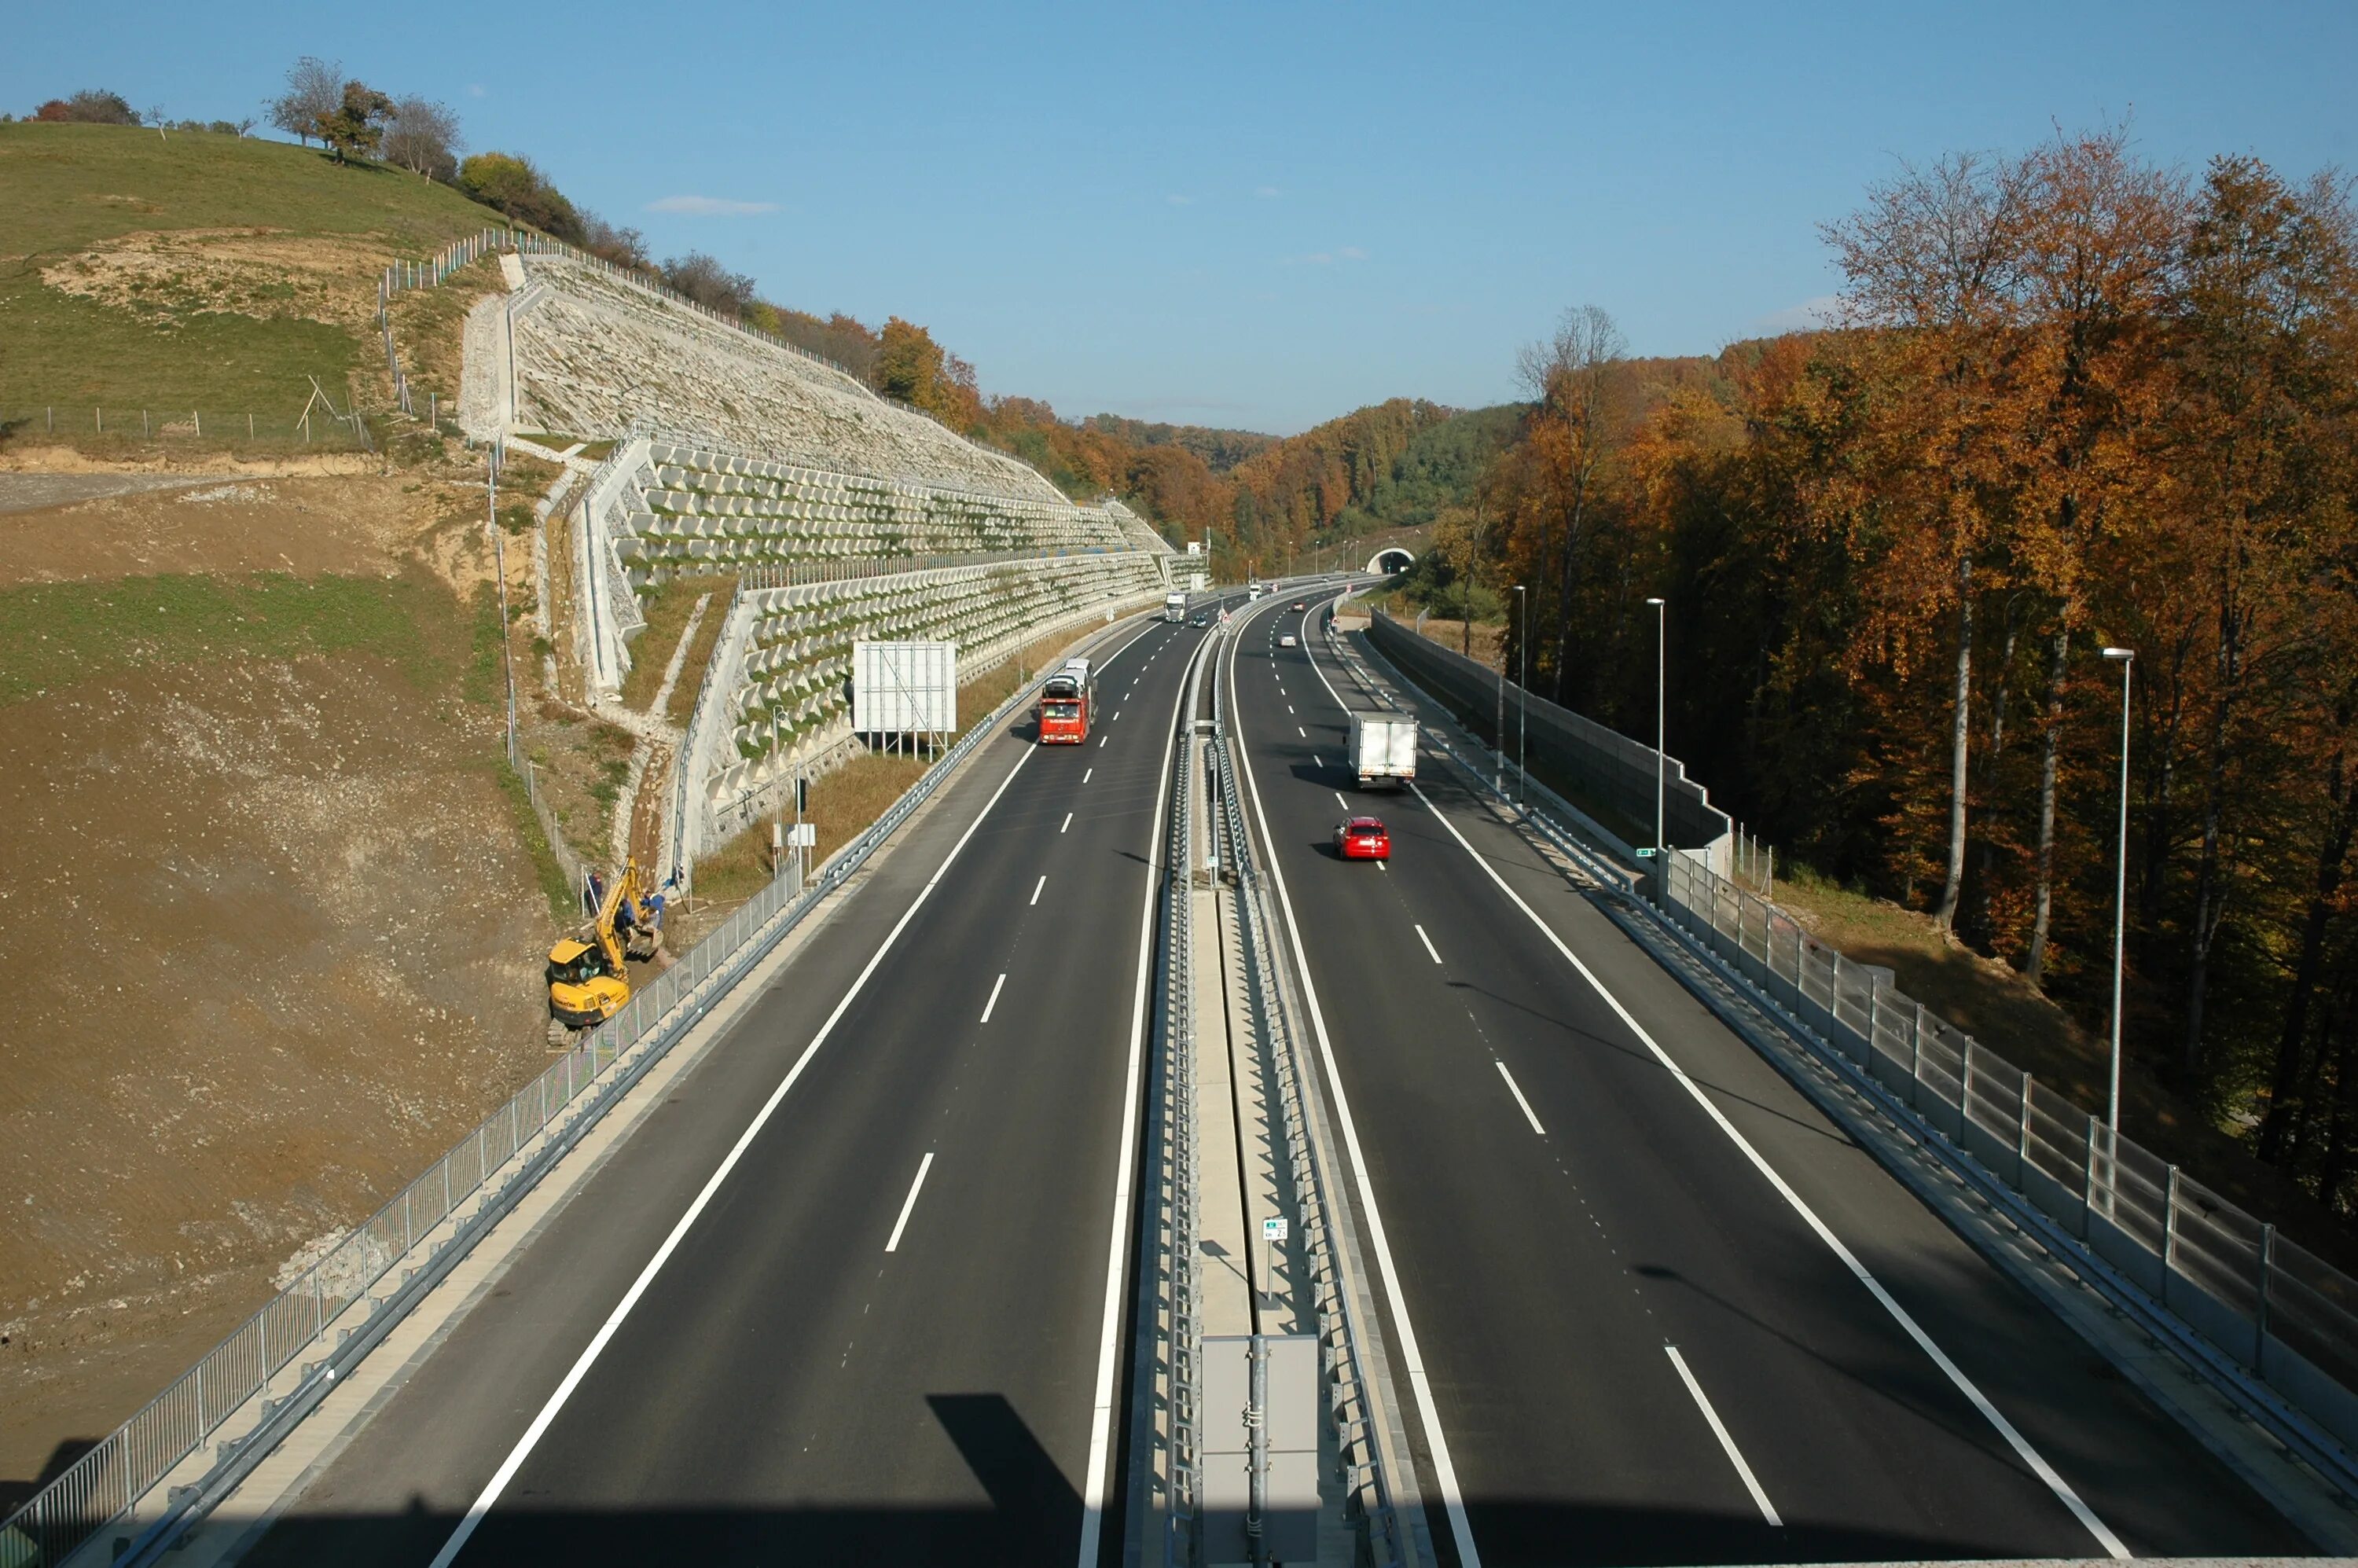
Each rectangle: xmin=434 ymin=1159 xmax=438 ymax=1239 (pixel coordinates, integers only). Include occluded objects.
xmin=1407 ymin=128 xmax=2358 ymax=1209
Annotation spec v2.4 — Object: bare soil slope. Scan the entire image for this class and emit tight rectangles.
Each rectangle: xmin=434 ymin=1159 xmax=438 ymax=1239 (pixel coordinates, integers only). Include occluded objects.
xmin=0 ymin=472 xmax=556 ymax=1507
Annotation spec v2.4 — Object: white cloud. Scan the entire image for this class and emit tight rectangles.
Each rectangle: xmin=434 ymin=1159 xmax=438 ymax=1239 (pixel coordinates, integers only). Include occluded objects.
xmin=647 ymin=195 xmax=780 ymax=216
xmin=1254 ymin=185 xmax=1281 ymax=198
xmin=1339 ymin=246 xmax=1368 ymax=261
xmin=466 ymin=83 xmax=487 ymax=98
xmin=1752 ymin=293 xmax=1839 ymax=333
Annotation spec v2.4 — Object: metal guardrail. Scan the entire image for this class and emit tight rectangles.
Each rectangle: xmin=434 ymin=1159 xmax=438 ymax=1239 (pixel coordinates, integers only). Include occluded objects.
xmin=1207 ymin=625 xmax=1409 ymax=1568
xmin=2 ymin=652 xmax=1083 ymax=1568
xmin=1165 ymin=644 xmax=1205 ymax=1562
xmin=1339 ymin=619 xmax=2358 ymax=1500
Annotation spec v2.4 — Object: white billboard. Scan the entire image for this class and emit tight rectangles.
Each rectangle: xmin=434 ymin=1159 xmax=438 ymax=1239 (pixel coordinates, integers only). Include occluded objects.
xmin=853 ymin=640 xmax=959 ymax=735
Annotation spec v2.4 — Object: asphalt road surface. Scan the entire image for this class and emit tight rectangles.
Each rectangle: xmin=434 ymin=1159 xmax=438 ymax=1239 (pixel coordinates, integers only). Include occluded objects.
xmin=1223 ymin=591 xmax=2312 ymax=1567
xmin=232 ymin=610 xmax=1216 ymax=1567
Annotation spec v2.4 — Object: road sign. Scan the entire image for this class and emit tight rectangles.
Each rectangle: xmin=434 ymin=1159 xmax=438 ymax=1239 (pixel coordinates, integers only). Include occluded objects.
xmin=1262 ymin=1216 xmax=1289 ymax=1243
xmin=788 ymin=823 xmax=817 ymax=848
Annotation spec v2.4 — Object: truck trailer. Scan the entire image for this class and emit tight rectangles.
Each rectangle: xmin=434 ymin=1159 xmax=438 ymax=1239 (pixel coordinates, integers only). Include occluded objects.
xmin=1348 ymin=712 xmax=1418 ymax=788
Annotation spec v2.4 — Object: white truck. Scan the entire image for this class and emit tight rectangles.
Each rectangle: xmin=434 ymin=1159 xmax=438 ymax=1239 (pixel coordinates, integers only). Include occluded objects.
xmin=1164 ymin=592 xmax=1187 ymax=622
xmin=1349 ymin=712 xmax=1418 ymax=789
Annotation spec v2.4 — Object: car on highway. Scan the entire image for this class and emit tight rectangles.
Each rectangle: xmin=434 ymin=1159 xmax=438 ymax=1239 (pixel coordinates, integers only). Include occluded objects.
xmin=1334 ymin=816 xmax=1391 ymax=861
xmin=1190 ymin=615 xmax=1208 ymax=627
xmin=1292 ymin=600 xmax=1306 ymax=611
xmin=1280 ymin=633 xmax=1298 ymax=648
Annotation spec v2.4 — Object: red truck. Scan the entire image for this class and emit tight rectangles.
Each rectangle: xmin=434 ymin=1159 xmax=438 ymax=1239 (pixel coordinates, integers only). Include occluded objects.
xmin=1037 ymin=658 xmax=1094 ymax=744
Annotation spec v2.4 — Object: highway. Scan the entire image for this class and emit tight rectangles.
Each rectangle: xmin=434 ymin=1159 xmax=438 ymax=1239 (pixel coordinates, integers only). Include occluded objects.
xmin=1222 ymin=590 xmax=2314 ymax=1566
xmin=226 ymin=610 xmax=1216 ymax=1567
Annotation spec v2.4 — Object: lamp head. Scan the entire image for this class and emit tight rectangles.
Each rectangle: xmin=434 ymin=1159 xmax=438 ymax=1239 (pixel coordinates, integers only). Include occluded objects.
xmin=1646 ymin=597 xmax=1666 ymax=607
xmin=2102 ymin=647 xmax=2135 ymax=662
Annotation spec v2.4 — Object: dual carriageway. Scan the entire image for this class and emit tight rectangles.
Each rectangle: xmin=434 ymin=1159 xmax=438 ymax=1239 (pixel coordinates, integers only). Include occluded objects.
xmin=200 ymin=586 xmax=2316 ymax=1566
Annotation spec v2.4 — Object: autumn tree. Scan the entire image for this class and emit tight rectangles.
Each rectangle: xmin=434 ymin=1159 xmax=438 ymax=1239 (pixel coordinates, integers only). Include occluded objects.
xmin=314 ymin=81 xmax=394 ymax=164
xmin=1515 ymin=307 xmax=1626 ymax=703
xmin=1824 ymin=150 xmax=2029 ymax=931
xmin=267 ymin=56 xmax=340 ymax=147
xmin=383 ymin=96 xmax=462 ymax=181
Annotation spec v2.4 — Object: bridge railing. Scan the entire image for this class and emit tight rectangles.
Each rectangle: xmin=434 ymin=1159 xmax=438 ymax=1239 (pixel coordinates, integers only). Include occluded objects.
xmin=1658 ymin=848 xmax=2358 ymax=1461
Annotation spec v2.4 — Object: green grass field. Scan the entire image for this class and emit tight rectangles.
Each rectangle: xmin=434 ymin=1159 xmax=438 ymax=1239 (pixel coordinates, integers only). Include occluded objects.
xmin=0 ymin=123 xmax=505 ymax=418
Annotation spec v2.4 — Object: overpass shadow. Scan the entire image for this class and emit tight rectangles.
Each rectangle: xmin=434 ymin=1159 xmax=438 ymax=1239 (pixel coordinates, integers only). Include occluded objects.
xmin=219 ymin=1392 xmax=1082 ymax=1568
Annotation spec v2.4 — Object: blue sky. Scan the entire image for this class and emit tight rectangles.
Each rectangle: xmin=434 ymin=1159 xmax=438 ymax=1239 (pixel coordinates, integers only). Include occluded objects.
xmin=10 ymin=2 xmax=2354 ymax=432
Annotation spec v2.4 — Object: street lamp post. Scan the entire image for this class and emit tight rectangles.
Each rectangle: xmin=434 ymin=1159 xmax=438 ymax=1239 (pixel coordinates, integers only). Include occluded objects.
xmin=1647 ymin=597 xmax=1667 ymax=898
xmin=1513 ymin=585 xmax=1529 ymax=805
xmin=2103 ymin=647 xmax=2136 ymax=1136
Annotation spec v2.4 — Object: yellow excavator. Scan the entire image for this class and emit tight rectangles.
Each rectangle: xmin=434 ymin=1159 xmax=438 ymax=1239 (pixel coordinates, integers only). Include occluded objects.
xmin=546 ymin=858 xmax=664 ymax=1040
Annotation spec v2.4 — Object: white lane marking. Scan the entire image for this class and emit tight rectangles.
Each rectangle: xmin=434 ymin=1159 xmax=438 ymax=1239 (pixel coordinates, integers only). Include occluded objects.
xmin=1313 ymin=755 xmax=1324 ymax=767
xmin=1296 ymin=725 xmax=1306 ymax=738
xmin=884 ymin=1152 xmax=935 ymax=1253
xmin=424 ymin=743 xmax=1040 ymax=1568
xmin=1083 ymin=768 xmax=1093 ymax=784
xmin=1076 ymin=626 xmax=1211 ymax=1566
xmin=1336 ymin=791 xmax=1350 ymax=810
xmin=1288 ymin=704 xmax=1295 ymax=714
xmin=1223 ymin=600 xmax=1482 ymax=1568
xmin=1415 ymin=924 xmax=1442 ymax=964
xmin=1115 ymin=711 xmax=1122 ymax=722
xmin=1030 ymin=874 xmax=1046 ymax=906
xmin=1496 ymin=1061 xmax=1546 ymax=1136
xmin=1408 ymin=778 xmax=2130 ymax=1559
xmin=1666 ymin=1346 xmax=1781 ymax=1526
xmin=1099 ymin=736 xmax=1107 ymax=747
xmin=1061 ymin=811 xmax=1074 ymax=834
xmin=980 ymin=972 xmax=1007 ymax=1023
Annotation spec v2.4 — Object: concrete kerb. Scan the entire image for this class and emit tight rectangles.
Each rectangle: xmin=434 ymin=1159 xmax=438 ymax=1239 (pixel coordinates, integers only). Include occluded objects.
xmin=90 ymin=606 xmax=1170 ymax=1568
xmin=1336 ymin=619 xmax=2358 ymax=1553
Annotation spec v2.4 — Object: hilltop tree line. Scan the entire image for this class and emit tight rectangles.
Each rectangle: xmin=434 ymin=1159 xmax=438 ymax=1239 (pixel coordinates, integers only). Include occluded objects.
xmin=1419 ymin=127 xmax=2358 ymax=1206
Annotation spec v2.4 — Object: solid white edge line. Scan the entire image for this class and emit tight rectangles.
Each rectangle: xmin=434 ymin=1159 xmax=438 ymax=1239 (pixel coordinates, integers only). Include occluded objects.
xmin=1664 ymin=1345 xmax=1781 ymax=1527
xmin=426 ymin=742 xmax=1041 ymax=1568
xmin=1031 ymin=874 xmax=1046 ymax=906
xmin=1405 ymin=776 xmax=2132 ymax=1560
xmin=1074 ymin=626 xmax=1208 ymax=1567
xmin=1414 ymin=923 xmax=1442 ymax=965
xmin=1495 ymin=1062 xmax=1546 ymax=1137
xmin=981 ymin=972 xmax=1007 ymax=1023
xmin=1225 ymin=596 xmax=1483 ymax=1568
xmin=884 ymin=1151 xmax=935 ymax=1254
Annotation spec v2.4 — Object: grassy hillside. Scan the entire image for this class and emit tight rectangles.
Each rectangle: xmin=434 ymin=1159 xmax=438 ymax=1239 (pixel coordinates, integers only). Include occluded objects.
xmin=0 ymin=123 xmax=504 ymax=420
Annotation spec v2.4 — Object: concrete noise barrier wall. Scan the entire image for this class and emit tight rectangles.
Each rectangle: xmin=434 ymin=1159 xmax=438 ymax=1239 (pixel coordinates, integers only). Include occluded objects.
xmin=1367 ymin=608 xmax=1729 ymax=866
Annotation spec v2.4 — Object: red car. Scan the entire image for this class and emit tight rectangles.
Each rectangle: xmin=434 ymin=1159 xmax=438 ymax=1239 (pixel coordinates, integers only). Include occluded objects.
xmin=1335 ymin=816 xmax=1391 ymax=861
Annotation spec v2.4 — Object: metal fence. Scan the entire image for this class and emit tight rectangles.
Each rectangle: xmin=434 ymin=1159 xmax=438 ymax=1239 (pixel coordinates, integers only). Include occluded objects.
xmin=0 ymin=652 xmax=1076 ymax=1568
xmin=1659 ymin=849 xmax=2358 ymax=1460
xmin=0 ymin=405 xmax=370 ymax=450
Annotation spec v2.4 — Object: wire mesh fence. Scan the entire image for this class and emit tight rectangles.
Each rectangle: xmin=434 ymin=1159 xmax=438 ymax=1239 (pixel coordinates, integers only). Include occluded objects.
xmin=0 ymin=403 xmax=373 ymax=452
xmin=1661 ymin=848 xmax=2358 ymax=1456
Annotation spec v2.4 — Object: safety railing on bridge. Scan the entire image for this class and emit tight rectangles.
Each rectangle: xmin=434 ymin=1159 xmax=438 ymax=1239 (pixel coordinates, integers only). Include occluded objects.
xmin=0 ymin=648 xmax=1084 ymax=1568
xmin=1658 ymin=849 xmax=2358 ymax=1466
